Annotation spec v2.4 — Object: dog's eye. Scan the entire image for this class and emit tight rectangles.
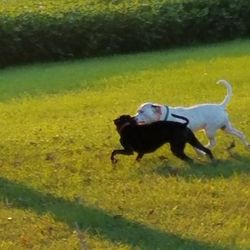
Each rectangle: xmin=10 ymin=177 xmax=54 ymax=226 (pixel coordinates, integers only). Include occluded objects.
xmin=138 ymin=110 xmax=144 ymax=114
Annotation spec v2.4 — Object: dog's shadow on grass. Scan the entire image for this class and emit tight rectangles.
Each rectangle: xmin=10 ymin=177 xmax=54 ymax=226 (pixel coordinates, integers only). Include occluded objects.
xmin=154 ymin=154 xmax=250 ymax=180
xmin=0 ymin=177 xmax=229 ymax=250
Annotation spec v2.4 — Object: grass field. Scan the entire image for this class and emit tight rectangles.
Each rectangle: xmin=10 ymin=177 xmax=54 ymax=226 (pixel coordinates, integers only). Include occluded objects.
xmin=0 ymin=40 xmax=250 ymax=249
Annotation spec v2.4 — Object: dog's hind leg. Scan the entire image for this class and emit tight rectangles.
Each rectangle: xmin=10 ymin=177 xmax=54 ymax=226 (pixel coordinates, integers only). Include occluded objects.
xmin=223 ymin=121 xmax=250 ymax=147
xmin=193 ymin=129 xmax=216 ymax=156
xmin=170 ymin=143 xmax=193 ymax=163
xmin=188 ymin=132 xmax=214 ymax=160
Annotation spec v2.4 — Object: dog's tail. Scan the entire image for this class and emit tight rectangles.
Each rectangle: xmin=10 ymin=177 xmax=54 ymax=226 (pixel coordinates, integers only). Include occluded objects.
xmin=217 ymin=80 xmax=232 ymax=108
xmin=171 ymin=113 xmax=189 ymax=126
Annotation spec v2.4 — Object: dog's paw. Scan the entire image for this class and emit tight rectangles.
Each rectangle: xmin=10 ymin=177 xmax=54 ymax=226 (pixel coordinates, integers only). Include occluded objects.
xmin=168 ymin=167 xmax=179 ymax=176
xmin=195 ymin=149 xmax=206 ymax=156
xmin=226 ymin=140 xmax=236 ymax=151
xmin=112 ymin=158 xmax=118 ymax=165
xmin=243 ymin=142 xmax=250 ymax=150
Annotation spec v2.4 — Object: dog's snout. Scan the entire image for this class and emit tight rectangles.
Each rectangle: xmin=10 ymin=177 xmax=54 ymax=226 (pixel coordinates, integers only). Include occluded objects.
xmin=133 ymin=115 xmax=145 ymax=124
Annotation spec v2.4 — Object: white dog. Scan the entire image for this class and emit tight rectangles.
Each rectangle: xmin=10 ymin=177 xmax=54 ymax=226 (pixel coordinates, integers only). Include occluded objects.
xmin=134 ymin=80 xmax=250 ymax=149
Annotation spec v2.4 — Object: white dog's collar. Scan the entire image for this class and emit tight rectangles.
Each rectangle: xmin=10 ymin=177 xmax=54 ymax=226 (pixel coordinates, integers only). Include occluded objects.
xmin=164 ymin=106 xmax=169 ymax=121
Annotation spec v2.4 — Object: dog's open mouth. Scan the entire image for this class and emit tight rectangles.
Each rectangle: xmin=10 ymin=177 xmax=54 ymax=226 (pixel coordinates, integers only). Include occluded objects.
xmin=137 ymin=121 xmax=145 ymax=125
xmin=131 ymin=116 xmax=143 ymax=124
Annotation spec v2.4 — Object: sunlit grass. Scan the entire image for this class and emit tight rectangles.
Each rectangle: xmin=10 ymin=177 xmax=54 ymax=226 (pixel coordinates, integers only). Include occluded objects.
xmin=0 ymin=40 xmax=250 ymax=249
xmin=1 ymin=39 xmax=250 ymax=101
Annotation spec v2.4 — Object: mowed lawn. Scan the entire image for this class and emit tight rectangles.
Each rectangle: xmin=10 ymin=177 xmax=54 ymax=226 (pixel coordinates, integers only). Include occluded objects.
xmin=0 ymin=40 xmax=250 ymax=249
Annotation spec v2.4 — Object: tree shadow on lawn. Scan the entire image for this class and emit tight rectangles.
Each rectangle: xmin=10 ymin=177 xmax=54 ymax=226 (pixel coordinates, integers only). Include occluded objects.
xmin=155 ymin=155 xmax=250 ymax=180
xmin=0 ymin=177 xmax=229 ymax=250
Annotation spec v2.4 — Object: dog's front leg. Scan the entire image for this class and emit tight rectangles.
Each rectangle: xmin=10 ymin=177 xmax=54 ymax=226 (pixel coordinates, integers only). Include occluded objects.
xmin=111 ymin=149 xmax=134 ymax=164
xmin=136 ymin=152 xmax=144 ymax=162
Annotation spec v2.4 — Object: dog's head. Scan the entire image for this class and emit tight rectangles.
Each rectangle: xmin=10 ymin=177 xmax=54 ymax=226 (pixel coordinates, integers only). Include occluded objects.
xmin=134 ymin=103 xmax=165 ymax=124
xmin=113 ymin=115 xmax=136 ymax=132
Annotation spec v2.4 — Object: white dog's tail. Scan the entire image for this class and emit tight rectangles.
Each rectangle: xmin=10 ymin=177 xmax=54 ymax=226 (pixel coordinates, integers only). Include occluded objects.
xmin=217 ymin=80 xmax=232 ymax=108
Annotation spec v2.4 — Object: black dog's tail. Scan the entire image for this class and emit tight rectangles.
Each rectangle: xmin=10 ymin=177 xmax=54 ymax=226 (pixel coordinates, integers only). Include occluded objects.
xmin=171 ymin=113 xmax=189 ymax=126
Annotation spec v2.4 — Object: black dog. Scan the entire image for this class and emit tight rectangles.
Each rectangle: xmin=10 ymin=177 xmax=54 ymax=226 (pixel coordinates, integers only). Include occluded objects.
xmin=111 ymin=114 xmax=214 ymax=163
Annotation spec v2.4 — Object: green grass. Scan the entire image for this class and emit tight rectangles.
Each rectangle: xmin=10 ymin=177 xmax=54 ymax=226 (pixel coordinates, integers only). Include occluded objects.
xmin=0 ymin=39 xmax=250 ymax=249
xmin=1 ymin=39 xmax=250 ymax=101
xmin=0 ymin=0 xmax=175 ymax=15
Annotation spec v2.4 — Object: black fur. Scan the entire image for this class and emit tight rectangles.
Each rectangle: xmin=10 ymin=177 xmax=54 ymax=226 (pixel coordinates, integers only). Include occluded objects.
xmin=111 ymin=114 xmax=213 ymax=163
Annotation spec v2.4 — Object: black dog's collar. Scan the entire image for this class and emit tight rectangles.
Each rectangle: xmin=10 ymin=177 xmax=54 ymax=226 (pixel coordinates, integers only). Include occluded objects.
xmin=117 ymin=122 xmax=131 ymax=134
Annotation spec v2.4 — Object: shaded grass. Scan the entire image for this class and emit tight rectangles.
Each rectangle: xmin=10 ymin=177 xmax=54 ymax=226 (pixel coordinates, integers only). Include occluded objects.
xmin=0 ymin=177 xmax=229 ymax=250
xmin=0 ymin=40 xmax=250 ymax=249
xmin=155 ymin=156 xmax=250 ymax=180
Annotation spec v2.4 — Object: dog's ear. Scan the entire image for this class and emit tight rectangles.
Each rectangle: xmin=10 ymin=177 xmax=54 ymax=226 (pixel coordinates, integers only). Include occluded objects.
xmin=114 ymin=115 xmax=131 ymax=124
xmin=151 ymin=104 xmax=162 ymax=115
xmin=113 ymin=117 xmax=121 ymax=124
xmin=122 ymin=115 xmax=132 ymax=120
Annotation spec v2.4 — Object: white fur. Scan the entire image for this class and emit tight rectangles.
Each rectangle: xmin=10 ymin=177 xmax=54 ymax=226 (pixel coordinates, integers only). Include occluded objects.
xmin=134 ymin=80 xmax=249 ymax=149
